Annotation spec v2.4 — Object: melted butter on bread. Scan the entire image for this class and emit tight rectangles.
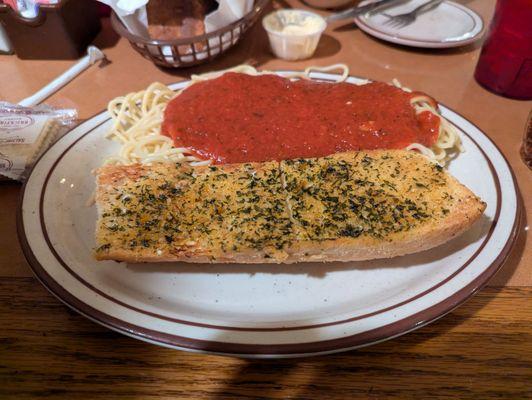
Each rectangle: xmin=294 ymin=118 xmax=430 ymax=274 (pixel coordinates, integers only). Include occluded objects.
xmin=95 ymin=151 xmax=485 ymax=263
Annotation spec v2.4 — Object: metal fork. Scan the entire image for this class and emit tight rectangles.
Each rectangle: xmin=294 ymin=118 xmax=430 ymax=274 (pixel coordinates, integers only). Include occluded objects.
xmin=383 ymin=0 xmax=442 ymax=29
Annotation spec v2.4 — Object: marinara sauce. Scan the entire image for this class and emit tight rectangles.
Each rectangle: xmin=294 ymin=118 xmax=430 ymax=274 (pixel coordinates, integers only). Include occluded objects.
xmin=162 ymin=73 xmax=440 ymax=164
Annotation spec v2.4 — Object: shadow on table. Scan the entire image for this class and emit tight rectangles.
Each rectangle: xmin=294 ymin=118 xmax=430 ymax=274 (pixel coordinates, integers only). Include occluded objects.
xmin=204 ymin=285 xmax=512 ymax=399
xmin=313 ymin=34 xmax=342 ymax=59
xmin=8 ymin=207 xmax=524 ymax=398
xmin=11 ymin=273 xmax=521 ymax=399
xmin=204 ymin=197 xmax=527 ymax=399
xmin=145 ymin=0 xmax=343 ymax=79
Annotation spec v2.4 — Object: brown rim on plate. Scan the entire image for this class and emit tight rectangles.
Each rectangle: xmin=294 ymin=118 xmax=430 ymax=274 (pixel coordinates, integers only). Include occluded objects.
xmin=17 ymin=192 xmax=522 ymax=356
xmin=33 ymin=117 xmax=501 ymax=332
xmin=32 ymin=76 xmax=505 ymax=331
xmin=16 ymin=78 xmax=522 ymax=356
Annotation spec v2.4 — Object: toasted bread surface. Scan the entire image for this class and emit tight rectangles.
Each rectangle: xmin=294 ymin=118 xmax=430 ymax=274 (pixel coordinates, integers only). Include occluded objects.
xmin=95 ymin=151 xmax=485 ymax=263
xmin=281 ymin=152 xmax=485 ymax=261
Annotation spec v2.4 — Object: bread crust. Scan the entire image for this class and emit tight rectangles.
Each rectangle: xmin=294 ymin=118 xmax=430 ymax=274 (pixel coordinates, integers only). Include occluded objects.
xmin=147 ymin=0 xmax=208 ymax=40
xmin=95 ymin=151 xmax=486 ymax=264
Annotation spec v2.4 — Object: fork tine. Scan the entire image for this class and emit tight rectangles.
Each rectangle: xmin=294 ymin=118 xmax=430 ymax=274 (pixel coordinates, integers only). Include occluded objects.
xmin=383 ymin=15 xmax=396 ymax=26
xmin=393 ymin=20 xmax=406 ymax=28
xmin=381 ymin=0 xmax=441 ymax=30
xmin=390 ymin=19 xmax=404 ymax=28
xmin=385 ymin=17 xmax=404 ymax=27
xmin=393 ymin=17 xmax=412 ymax=29
xmin=398 ymin=18 xmax=412 ymax=28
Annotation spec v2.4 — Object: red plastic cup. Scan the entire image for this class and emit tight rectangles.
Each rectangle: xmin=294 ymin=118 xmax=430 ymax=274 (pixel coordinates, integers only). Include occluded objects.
xmin=474 ymin=0 xmax=532 ymax=100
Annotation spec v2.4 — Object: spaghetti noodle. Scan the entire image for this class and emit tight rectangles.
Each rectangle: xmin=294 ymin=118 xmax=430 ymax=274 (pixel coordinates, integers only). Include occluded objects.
xmin=392 ymin=78 xmax=463 ymax=162
xmin=105 ymin=64 xmax=461 ymax=166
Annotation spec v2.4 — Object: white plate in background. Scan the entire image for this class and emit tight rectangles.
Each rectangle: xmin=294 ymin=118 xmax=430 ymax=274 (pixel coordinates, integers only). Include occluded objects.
xmin=355 ymin=0 xmax=484 ymax=48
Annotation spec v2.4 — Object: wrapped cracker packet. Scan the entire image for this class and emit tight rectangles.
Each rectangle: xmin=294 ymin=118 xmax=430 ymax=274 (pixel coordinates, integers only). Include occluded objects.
xmin=0 ymin=102 xmax=77 ymax=181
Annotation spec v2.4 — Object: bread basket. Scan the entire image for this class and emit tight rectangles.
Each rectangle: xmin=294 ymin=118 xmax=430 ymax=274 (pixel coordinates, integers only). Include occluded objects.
xmin=110 ymin=0 xmax=270 ymax=68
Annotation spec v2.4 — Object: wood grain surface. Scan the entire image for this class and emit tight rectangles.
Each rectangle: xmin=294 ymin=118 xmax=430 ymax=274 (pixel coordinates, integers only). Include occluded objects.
xmin=1 ymin=279 xmax=530 ymax=400
xmin=1 ymin=0 xmax=531 ymax=398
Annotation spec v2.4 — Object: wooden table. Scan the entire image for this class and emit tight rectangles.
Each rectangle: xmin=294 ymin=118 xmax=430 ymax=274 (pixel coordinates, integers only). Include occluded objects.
xmin=1 ymin=1 xmax=530 ymax=398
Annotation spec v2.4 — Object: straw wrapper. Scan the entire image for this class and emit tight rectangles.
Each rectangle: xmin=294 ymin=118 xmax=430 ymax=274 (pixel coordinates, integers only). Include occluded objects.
xmin=19 ymin=46 xmax=105 ymax=107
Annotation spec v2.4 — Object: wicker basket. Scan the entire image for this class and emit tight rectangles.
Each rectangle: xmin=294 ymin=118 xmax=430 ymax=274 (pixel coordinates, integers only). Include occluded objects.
xmin=111 ymin=0 xmax=270 ymax=68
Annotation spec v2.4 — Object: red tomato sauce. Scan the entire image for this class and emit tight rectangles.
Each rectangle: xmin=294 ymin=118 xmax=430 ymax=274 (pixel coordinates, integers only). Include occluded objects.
xmin=162 ymin=73 xmax=440 ymax=164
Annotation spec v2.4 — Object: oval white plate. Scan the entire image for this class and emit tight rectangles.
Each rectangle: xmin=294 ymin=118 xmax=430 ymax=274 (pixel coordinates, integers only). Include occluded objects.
xmin=355 ymin=0 xmax=484 ymax=49
xmin=18 ymin=71 xmax=520 ymax=358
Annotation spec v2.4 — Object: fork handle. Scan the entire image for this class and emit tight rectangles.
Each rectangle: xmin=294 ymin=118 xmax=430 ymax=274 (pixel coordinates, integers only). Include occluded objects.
xmin=412 ymin=0 xmax=442 ymax=16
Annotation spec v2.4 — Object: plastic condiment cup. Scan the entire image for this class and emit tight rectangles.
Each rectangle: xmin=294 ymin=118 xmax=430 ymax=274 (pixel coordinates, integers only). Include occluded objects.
xmin=262 ymin=9 xmax=327 ymax=61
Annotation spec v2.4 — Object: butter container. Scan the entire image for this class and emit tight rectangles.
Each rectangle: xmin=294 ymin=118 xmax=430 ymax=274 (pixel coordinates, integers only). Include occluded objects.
xmin=262 ymin=9 xmax=326 ymax=61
